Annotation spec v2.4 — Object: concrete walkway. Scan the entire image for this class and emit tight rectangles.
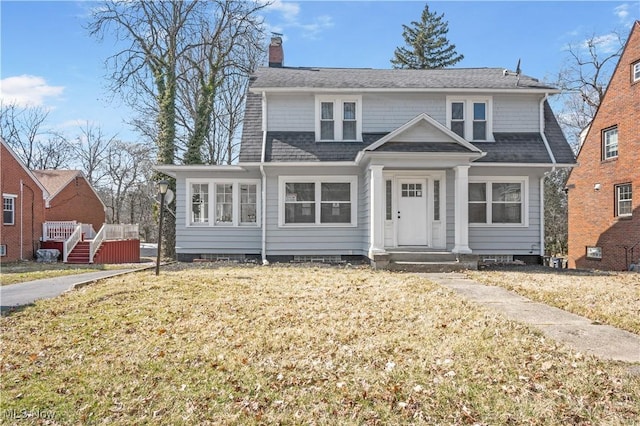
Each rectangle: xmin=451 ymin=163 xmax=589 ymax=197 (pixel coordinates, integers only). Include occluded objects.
xmin=421 ymin=273 xmax=640 ymax=363
xmin=1 ymin=268 xmax=144 ymax=313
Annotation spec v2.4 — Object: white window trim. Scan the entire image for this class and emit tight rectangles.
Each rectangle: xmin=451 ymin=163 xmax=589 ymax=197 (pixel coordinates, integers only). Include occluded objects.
xmin=615 ymin=183 xmax=632 ymax=217
xmin=3 ymin=194 xmax=17 ymax=226
xmin=278 ymin=175 xmax=358 ymax=227
xmin=315 ymin=95 xmax=362 ymax=142
xmin=468 ymin=176 xmax=529 ymax=227
xmin=633 ymin=62 xmax=640 ymax=82
xmin=602 ymin=126 xmax=618 ymax=160
xmin=185 ymin=179 xmax=261 ymax=228
xmin=446 ymin=96 xmax=494 ymax=142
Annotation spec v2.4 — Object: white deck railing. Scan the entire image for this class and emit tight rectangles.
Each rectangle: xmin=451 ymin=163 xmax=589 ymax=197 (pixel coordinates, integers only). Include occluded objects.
xmin=104 ymin=224 xmax=139 ymax=240
xmin=43 ymin=221 xmax=77 ymax=241
xmin=89 ymin=225 xmax=106 ymax=264
xmin=62 ymin=224 xmax=83 ymax=262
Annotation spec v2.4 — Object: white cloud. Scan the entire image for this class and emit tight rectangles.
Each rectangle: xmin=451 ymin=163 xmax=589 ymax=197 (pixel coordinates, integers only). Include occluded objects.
xmin=0 ymin=75 xmax=64 ymax=107
xmin=582 ymin=33 xmax=622 ymax=54
xmin=264 ymin=1 xmax=333 ymax=40
xmin=614 ymin=3 xmax=629 ymax=20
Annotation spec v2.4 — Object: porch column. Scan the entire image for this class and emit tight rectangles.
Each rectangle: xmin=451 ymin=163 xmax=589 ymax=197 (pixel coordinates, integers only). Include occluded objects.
xmin=453 ymin=165 xmax=472 ymax=254
xmin=369 ymin=165 xmax=385 ymax=257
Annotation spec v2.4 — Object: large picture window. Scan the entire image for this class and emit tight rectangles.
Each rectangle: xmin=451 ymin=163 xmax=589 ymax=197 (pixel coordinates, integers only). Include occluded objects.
xmin=187 ymin=180 xmax=259 ymax=227
xmin=468 ymin=178 xmax=527 ymax=226
xmin=3 ymin=195 xmax=16 ymax=225
xmin=280 ymin=176 xmax=357 ymax=226
xmin=316 ymin=96 xmax=362 ymax=141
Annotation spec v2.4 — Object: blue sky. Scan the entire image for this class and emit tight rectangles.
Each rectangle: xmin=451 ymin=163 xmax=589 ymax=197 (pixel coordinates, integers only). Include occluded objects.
xmin=1 ymin=1 xmax=638 ymax=143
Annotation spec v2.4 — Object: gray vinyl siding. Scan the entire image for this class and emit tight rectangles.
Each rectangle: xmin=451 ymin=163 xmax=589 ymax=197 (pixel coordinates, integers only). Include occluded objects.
xmin=174 ymin=170 xmax=262 ymax=255
xmin=467 ymin=167 xmax=546 ymax=255
xmin=263 ymin=165 xmax=367 ymax=256
xmin=266 ymin=92 xmax=544 ymax=136
xmin=362 ymin=93 xmax=446 ymax=132
xmin=267 ymin=93 xmax=314 ymax=131
xmin=493 ymin=94 xmax=541 ymax=133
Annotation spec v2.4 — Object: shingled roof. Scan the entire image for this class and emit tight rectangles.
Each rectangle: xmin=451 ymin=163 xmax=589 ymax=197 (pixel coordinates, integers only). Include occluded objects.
xmin=249 ymin=67 xmax=557 ymax=91
xmin=238 ymin=68 xmax=573 ymax=165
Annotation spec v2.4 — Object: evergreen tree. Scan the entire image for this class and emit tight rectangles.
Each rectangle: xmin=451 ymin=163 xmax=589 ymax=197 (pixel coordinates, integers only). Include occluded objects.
xmin=391 ymin=3 xmax=463 ymax=69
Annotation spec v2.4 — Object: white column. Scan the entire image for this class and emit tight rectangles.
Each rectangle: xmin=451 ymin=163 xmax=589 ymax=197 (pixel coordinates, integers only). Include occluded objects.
xmin=453 ymin=165 xmax=472 ymax=254
xmin=369 ymin=165 xmax=385 ymax=257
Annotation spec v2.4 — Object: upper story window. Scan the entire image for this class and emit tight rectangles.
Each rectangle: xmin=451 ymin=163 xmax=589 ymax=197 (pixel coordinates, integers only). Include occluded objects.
xmin=602 ymin=126 xmax=618 ymax=160
xmin=316 ymin=96 xmax=362 ymax=141
xmin=3 ymin=195 xmax=16 ymax=225
xmin=633 ymin=61 xmax=640 ymax=83
xmin=615 ymin=183 xmax=632 ymax=217
xmin=187 ymin=180 xmax=260 ymax=227
xmin=446 ymin=97 xmax=493 ymax=142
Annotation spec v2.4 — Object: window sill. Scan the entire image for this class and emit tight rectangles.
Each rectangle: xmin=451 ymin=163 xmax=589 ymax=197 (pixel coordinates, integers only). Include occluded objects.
xmin=616 ymin=215 xmax=633 ymax=221
xmin=469 ymin=223 xmax=527 ymax=228
xmin=279 ymin=223 xmax=357 ymax=228
xmin=601 ymin=157 xmax=618 ymax=163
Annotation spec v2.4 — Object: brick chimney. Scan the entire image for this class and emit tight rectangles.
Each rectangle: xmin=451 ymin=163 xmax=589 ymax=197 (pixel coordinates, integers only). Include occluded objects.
xmin=268 ymin=35 xmax=284 ymax=68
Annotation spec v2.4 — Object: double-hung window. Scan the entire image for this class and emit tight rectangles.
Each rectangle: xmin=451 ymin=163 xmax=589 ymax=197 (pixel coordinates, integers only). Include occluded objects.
xmin=3 ymin=195 xmax=16 ymax=225
xmin=615 ymin=183 xmax=632 ymax=217
xmin=602 ymin=126 xmax=618 ymax=160
xmin=187 ymin=180 xmax=259 ymax=227
xmin=469 ymin=178 xmax=527 ymax=226
xmin=633 ymin=61 xmax=640 ymax=83
xmin=446 ymin=97 xmax=493 ymax=141
xmin=316 ymin=96 xmax=361 ymax=141
xmin=280 ymin=176 xmax=357 ymax=226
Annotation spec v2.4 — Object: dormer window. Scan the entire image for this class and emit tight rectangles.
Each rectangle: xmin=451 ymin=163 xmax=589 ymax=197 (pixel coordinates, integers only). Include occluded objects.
xmin=316 ymin=96 xmax=362 ymax=141
xmin=446 ymin=96 xmax=493 ymax=142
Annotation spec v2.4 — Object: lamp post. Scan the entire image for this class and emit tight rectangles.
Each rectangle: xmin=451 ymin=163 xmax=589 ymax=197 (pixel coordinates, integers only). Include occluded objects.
xmin=156 ymin=179 xmax=169 ymax=276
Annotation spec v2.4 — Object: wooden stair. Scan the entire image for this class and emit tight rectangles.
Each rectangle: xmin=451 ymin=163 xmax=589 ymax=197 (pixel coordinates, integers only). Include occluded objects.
xmin=65 ymin=241 xmax=95 ymax=264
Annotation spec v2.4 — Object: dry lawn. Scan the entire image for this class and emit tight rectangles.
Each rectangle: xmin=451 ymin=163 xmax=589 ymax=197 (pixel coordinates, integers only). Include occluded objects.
xmin=0 ymin=261 xmax=154 ymax=286
xmin=467 ymin=267 xmax=640 ymax=335
xmin=1 ymin=264 xmax=638 ymax=425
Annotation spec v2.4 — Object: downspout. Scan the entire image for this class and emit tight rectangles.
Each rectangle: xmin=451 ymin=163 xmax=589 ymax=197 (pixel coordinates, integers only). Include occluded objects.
xmin=539 ymin=93 xmax=556 ymax=258
xmin=260 ymin=91 xmax=269 ymax=265
xmin=20 ymin=180 xmax=24 ymax=260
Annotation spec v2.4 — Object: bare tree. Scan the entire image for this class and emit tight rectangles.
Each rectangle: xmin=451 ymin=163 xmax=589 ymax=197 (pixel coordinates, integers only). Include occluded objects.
xmin=0 ymin=101 xmax=71 ymax=169
xmin=545 ymin=31 xmax=626 ymax=256
xmin=104 ymin=141 xmax=154 ymax=224
xmin=69 ymin=122 xmax=115 ymax=186
xmin=555 ymin=32 xmax=624 ymax=149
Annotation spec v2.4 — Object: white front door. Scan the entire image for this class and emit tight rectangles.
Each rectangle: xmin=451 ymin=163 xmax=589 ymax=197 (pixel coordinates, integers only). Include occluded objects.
xmin=397 ymin=178 xmax=428 ymax=245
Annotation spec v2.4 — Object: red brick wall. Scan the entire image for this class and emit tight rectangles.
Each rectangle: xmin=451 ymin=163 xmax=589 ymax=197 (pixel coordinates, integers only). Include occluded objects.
xmin=1 ymin=144 xmax=47 ymax=262
xmin=567 ymin=22 xmax=640 ymax=271
xmin=45 ymin=176 xmax=106 ymax=233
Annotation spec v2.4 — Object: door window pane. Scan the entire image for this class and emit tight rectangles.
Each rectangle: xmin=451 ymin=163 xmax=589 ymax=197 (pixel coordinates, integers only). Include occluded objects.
xmin=385 ymin=180 xmax=392 ymax=220
xmin=433 ymin=180 xmax=440 ymax=221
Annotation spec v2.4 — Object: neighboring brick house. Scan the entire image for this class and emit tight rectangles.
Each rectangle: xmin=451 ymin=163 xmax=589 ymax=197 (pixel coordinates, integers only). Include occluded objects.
xmin=32 ymin=170 xmax=106 ymax=234
xmin=567 ymin=21 xmax=640 ymax=271
xmin=1 ymin=139 xmax=49 ymax=263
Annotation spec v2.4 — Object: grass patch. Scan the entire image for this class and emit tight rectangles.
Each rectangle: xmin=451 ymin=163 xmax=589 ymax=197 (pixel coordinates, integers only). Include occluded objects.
xmin=467 ymin=266 xmax=640 ymax=335
xmin=0 ymin=261 xmax=154 ymax=286
xmin=1 ymin=264 xmax=638 ymax=425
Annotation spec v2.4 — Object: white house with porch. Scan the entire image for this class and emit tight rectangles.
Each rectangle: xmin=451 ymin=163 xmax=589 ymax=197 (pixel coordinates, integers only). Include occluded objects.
xmin=154 ymin=37 xmax=575 ymax=270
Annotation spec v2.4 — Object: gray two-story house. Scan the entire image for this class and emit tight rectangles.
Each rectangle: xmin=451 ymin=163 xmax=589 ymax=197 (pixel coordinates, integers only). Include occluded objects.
xmin=156 ymin=37 xmax=575 ymax=269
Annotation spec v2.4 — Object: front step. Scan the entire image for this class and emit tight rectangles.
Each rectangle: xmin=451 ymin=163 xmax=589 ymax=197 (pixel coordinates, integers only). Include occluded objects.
xmin=66 ymin=241 xmax=91 ymax=264
xmin=372 ymin=251 xmax=478 ymax=272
